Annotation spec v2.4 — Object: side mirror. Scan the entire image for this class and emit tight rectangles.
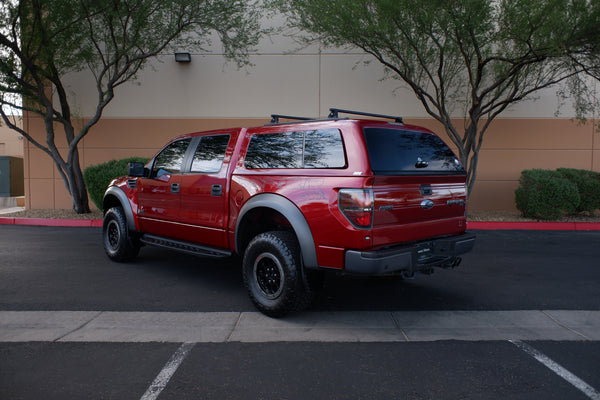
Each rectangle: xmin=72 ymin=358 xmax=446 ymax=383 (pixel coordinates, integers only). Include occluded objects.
xmin=127 ymin=162 xmax=147 ymax=177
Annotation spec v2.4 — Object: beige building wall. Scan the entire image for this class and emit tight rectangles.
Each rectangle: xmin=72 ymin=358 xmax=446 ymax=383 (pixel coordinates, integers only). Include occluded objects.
xmin=22 ymin=35 xmax=600 ymax=211
xmin=0 ymin=123 xmax=24 ymax=157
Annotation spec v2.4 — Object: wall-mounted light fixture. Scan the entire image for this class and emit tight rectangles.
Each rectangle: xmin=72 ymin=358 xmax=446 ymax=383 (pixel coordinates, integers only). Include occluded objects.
xmin=174 ymin=52 xmax=191 ymax=63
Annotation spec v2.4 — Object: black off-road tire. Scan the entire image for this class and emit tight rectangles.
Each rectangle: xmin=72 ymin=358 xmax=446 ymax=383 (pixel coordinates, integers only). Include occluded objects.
xmin=103 ymin=206 xmax=140 ymax=262
xmin=242 ymin=231 xmax=313 ymax=318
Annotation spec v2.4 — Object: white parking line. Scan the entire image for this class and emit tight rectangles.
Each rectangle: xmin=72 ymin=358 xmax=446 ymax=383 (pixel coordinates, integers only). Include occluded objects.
xmin=510 ymin=340 xmax=600 ymax=400
xmin=140 ymin=342 xmax=196 ymax=400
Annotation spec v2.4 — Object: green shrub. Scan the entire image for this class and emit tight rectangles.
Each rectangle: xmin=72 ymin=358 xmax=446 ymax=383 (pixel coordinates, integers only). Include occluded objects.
xmin=556 ymin=168 xmax=600 ymax=213
xmin=84 ymin=157 xmax=149 ymax=211
xmin=515 ymin=169 xmax=580 ymax=220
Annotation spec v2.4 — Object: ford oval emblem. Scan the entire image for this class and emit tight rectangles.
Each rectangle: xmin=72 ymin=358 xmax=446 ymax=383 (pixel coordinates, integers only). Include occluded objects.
xmin=420 ymin=199 xmax=435 ymax=210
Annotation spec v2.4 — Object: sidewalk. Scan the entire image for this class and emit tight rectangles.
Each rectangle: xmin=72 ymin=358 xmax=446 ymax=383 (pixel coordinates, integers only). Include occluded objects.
xmin=1 ymin=310 xmax=598 ymax=343
xmin=0 ymin=206 xmax=25 ymax=215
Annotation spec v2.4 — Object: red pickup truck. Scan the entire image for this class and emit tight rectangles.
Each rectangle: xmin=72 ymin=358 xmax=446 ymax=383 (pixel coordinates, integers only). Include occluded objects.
xmin=102 ymin=108 xmax=475 ymax=317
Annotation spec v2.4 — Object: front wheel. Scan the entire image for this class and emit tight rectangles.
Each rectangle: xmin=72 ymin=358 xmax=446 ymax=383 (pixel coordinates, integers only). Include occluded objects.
xmin=242 ymin=231 xmax=312 ymax=318
xmin=103 ymin=206 xmax=140 ymax=262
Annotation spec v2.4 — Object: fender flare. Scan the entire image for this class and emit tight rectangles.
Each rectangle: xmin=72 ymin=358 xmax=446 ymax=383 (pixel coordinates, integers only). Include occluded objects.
xmin=103 ymin=186 xmax=137 ymax=232
xmin=235 ymin=193 xmax=319 ymax=269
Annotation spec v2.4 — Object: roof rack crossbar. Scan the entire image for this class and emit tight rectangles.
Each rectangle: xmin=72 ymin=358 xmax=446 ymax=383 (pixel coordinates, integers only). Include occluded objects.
xmin=270 ymin=114 xmax=314 ymax=124
xmin=328 ymin=108 xmax=403 ymax=123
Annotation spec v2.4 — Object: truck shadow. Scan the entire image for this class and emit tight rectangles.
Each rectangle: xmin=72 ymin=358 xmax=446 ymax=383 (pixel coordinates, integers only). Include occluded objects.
xmin=311 ymin=272 xmax=474 ymax=312
xmin=133 ymin=248 xmax=473 ymax=313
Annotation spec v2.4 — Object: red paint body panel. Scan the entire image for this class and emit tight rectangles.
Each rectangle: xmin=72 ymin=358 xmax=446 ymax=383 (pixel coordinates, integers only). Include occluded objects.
xmin=371 ymin=176 xmax=467 ymax=247
xmin=177 ymin=173 xmax=228 ymax=247
xmin=230 ymin=173 xmax=373 ymax=267
xmin=137 ymin=174 xmax=182 ymax=235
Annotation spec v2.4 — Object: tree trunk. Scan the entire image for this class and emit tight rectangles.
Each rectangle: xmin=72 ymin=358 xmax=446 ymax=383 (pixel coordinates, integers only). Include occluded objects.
xmin=67 ymin=149 xmax=91 ymax=214
xmin=462 ymin=122 xmax=480 ymax=198
xmin=69 ymin=166 xmax=91 ymax=214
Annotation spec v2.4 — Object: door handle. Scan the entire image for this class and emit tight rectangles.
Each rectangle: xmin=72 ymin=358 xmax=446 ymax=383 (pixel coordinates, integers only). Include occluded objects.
xmin=211 ymin=184 xmax=222 ymax=197
xmin=171 ymin=183 xmax=180 ymax=193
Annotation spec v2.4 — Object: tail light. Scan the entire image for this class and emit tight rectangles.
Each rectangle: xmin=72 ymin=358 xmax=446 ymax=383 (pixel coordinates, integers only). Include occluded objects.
xmin=338 ymin=189 xmax=373 ymax=229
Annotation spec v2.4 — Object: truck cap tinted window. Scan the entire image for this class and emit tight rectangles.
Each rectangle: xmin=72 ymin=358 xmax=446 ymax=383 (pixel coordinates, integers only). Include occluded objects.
xmin=364 ymin=128 xmax=464 ymax=175
xmin=245 ymin=128 xmax=346 ymax=169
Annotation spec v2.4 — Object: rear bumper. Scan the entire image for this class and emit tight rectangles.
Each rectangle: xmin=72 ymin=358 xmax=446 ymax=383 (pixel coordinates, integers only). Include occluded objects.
xmin=344 ymin=232 xmax=476 ymax=275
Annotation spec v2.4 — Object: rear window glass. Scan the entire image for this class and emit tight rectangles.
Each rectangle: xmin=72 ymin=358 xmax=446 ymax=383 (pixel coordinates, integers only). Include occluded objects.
xmin=245 ymin=129 xmax=346 ymax=169
xmin=364 ymin=128 xmax=464 ymax=175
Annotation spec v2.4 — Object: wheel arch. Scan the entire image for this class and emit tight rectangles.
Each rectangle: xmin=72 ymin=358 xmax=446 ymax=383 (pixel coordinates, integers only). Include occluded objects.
xmin=103 ymin=186 xmax=137 ymax=232
xmin=235 ymin=193 xmax=319 ymax=269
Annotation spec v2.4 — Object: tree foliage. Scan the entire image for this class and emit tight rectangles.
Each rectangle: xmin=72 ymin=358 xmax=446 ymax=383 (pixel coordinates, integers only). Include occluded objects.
xmin=515 ymin=169 xmax=580 ymax=220
xmin=0 ymin=0 xmax=264 ymax=212
xmin=272 ymin=0 xmax=600 ymax=194
xmin=83 ymin=156 xmax=149 ymax=211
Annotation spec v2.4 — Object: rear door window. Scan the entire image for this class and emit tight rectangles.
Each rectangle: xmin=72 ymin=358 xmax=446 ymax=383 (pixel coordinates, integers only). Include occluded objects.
xmin=191 ymin=134 xmax=231 ymax=173
xmin=364 ymin=128 xmax=464 ymax=175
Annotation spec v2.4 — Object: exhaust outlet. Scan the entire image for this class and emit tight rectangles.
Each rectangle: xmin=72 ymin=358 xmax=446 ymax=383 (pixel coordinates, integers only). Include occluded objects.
xmin=443 ymin=257 xmax=462 ymax=270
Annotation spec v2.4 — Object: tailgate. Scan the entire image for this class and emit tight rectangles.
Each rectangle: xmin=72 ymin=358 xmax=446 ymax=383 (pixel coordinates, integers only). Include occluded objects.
xmin=372 ymin=176 xmax=467 ymax=247
xmin=363 ymin=126 xmax=468 ymax=247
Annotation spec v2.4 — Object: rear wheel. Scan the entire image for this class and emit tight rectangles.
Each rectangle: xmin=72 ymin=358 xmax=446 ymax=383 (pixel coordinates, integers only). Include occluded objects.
xmin=103 ymin=206 xmax=140 ymax=262
xmin=243 ymin=231 xmax=313 ymax=317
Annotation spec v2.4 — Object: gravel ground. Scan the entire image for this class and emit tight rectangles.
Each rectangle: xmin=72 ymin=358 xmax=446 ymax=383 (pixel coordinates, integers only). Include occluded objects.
xmin=1 ymin=208 xmax=599 ymax=222
xmin=0 ymin=209 xmax=104 ymax=220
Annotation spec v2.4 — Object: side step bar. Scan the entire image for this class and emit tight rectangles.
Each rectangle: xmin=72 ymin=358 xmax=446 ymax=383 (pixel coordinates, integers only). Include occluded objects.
xmin=140 ymin=234 xmax=232 ymax=258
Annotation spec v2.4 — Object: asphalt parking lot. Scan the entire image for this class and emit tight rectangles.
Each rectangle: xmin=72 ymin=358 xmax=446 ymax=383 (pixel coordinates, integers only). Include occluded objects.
xmin=1 ymin=225 xmax=599 ymax=399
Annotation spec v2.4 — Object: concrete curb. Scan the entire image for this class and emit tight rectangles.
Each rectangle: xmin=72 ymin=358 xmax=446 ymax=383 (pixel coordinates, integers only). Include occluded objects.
xmin=468 ymin=221 xmax=600 ymax=231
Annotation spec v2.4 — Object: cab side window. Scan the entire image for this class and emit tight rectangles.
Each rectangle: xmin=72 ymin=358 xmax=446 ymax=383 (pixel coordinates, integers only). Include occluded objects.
xmin=191 ymin=134 xmax=231 ymax=173
xmin=151 ymin=139 xmax=191 ymax=178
